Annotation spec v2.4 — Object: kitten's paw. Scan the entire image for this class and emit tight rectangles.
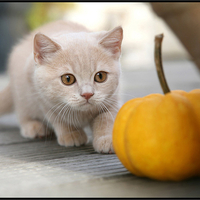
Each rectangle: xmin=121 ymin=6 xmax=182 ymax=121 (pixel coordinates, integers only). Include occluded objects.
xmin=20 ymin=121 xmax=48 ymax=139
xmin=57 ymin=130 xmax=88 ymax=147
xmin=93 ymin=135 xmax=115 ymax=154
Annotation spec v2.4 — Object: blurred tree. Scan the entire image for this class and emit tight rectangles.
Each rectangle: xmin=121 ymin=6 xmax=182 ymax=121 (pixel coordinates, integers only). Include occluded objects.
xmin=26 ymin=3 xmax=75 ymax=30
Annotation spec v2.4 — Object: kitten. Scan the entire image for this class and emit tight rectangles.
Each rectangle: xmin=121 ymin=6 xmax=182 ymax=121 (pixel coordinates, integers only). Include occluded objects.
xmin=0 ymin=20 xmax=123 ymax=153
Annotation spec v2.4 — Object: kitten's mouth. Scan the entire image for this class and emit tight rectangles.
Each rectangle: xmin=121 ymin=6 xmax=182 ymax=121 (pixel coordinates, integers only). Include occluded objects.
xmin=82 ymin=101 xmax=92 ymax=106
xmin=74 ymin=101 xmax=93 ymax=111
xmin=80 ymin=100 xmax=93 ymax=107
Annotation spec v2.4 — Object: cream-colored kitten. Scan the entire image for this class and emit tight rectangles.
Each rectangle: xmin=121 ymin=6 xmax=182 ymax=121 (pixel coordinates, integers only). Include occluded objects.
xmin=0 ymin=20 xmax=123 ymax=153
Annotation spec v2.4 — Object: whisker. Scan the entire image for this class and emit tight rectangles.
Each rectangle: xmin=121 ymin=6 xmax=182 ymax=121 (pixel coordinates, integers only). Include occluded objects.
xmin=101 ymin=102 xmax=115 ymax=123
xmin=97 ymin=103 xmax=106 ymax=137
xmin=60 ymin=103 xmax=70 ymax=137
xmin=68 ymin=108 xmax=74 ymax=134
xmin=43 ymin=102 xmax=66 ymax=140
xmin=104 ymin=92 xmax=136 ymax=98
xmin=100 ymin=103 xmax=110 ymax=137
xmin=54 ymin=103 xmax=70 ymax=138
xmin=103 ymin=100 xmax=120 ymax=113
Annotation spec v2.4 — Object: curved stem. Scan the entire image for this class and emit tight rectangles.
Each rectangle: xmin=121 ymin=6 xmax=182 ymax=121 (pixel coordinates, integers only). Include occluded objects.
xmin=154 ymin=34 xmax=171 ymax=94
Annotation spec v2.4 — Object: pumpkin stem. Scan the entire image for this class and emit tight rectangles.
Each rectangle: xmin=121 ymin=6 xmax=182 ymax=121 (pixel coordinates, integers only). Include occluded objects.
xmin=154 ymin=34 xmax=171 ymax=94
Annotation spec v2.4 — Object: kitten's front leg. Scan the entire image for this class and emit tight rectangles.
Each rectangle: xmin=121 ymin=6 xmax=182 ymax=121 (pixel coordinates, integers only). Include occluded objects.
xmin=20 ymin=120 xmax=51 ymax=138
xmin=53 ymin=123 xmax=88 ymax=147
xmin=91 ymin=109 xmax=117 ymax=154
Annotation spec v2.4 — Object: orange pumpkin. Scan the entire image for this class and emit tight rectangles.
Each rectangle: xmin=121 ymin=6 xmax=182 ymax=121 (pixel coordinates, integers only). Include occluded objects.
xmin=113 ymin=34 xmax=200 ymax=181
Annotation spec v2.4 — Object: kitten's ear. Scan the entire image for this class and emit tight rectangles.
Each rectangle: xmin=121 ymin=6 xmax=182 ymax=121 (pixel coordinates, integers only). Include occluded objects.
xmin=99 ymin=26 xmax=123 ymax=59
xmin=34 ymin=33 xmax=61 ymax=65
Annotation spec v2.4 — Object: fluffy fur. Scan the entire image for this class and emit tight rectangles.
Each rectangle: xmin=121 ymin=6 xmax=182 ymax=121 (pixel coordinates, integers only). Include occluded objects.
xmin=0 ymin=20 xmax=123 ymax=153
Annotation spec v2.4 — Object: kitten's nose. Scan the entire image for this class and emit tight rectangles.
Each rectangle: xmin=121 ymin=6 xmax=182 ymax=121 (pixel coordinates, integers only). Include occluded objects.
xmin=81 ymin=93 xmax=94 ymax=100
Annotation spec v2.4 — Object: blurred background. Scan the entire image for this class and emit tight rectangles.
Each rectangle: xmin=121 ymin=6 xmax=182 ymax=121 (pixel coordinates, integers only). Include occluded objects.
xmin=0 ymin=2 xmax=190 ymax=73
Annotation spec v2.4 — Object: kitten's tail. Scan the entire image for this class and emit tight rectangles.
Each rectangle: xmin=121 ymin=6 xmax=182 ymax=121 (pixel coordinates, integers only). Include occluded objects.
xmin=0 ymin=84 xmax=14 ymax=116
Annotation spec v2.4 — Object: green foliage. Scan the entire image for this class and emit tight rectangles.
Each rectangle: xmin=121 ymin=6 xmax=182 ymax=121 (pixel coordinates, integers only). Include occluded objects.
xmin=26 ymin=3 xmax=75 ymax=30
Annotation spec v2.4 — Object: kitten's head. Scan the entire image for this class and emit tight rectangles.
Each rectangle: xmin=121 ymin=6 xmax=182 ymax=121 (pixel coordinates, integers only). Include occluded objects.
xmin=33 ymin=26 xmax=123 ymax=112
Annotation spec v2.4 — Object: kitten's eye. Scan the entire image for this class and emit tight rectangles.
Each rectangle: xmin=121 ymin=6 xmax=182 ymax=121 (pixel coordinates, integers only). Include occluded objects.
xmin=61 ymin=74 xmax=76 ymax=85
xmin=94 ymin=71 xmax=107 ymax=83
